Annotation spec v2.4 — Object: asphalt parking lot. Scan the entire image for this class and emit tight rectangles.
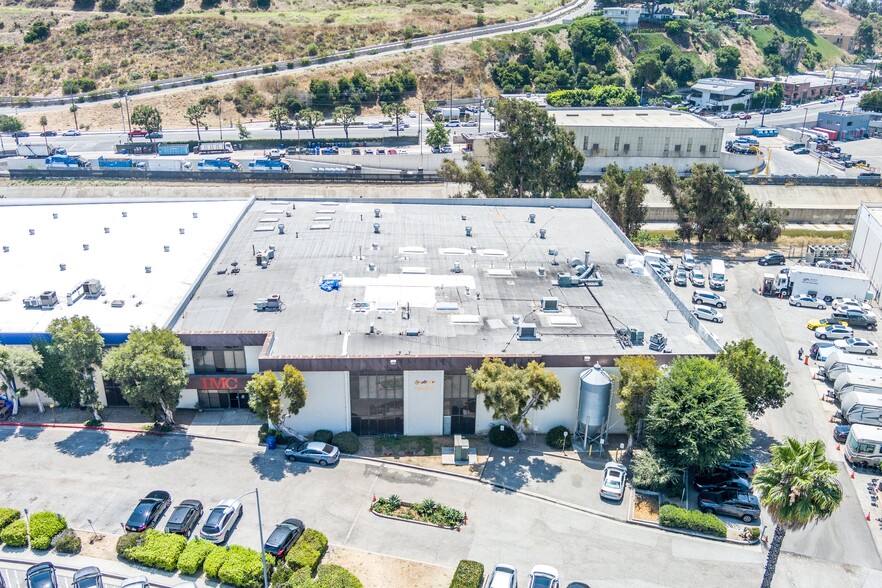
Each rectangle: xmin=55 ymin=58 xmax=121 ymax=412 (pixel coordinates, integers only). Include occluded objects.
xmin=663 ymin=251 xmax=882 ymax=568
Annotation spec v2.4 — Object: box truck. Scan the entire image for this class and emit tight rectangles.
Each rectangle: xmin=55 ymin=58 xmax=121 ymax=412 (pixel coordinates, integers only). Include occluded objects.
xmin=833 ymin=372 xmax=882 ymax=398
xmin=821 ymin=350 xmax=882 ymax=382
xmin=97 ymin=156 xmax=146 ymax=169
xmin=144 ymin=159 xmax=192 ymax=172
xmin=197 ymin=158 xmax=240 ymax=171
xmin=17 ymin=144 xmax=52 ymax=158
xmin=45 ymin=155 xmax=90 ymax=169
xmin=196 ymin=142 xmax=233 ymax=154
xmin=775 ymin=266 xmax=871 ymax=301
xmin=839 ymin=390 xmax=882 ymax=426
xmin=248 ymin=159 xmax=290 ymax=172
xmin=709 ymin=258 xmax=726 ymax=291
xmin=844 ymin=423 xmax=882 ymax=467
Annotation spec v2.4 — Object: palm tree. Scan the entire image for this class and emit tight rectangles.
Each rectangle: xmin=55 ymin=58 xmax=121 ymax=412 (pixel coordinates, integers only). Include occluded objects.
xmin=752 ymin=438 xmax=843 ymax=588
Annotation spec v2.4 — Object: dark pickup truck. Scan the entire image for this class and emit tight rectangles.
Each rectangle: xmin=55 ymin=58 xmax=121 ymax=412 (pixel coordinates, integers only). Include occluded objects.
xmin=831 ymin=309 xmax=878 ymax=331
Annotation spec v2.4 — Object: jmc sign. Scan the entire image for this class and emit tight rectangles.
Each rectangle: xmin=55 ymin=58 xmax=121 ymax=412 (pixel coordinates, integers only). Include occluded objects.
xmin=188 ymin=375 xmax=248 ymax=390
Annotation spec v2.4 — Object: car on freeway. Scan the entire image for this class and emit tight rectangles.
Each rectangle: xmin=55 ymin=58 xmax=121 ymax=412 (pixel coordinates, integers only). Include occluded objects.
xmin=681 ymin=249 xmax=696 ymax=270
xmin=264 ymin=519 xmax=305 ymax=558
xmin=692 ymin=290 xmax=727 ymax=308
xmin=367 ymin=122 xmax=383 ymax=129
xmin=738 ymin=113 xmax=752 ymax=120
xmin=528 ymin=565 xmax=559 ymax=588
xmin=599 ymin=461 xmax=627 ymax=501
xmin=832 ymin=297 xmax=871 ymax=312
xmin=834 ymin=424 xmax=851 ymax=443
xmin=718 ymin=112 xmax=735 ymax=119
xmin=164 ymin=500 xmax=204 ymax=537
xmin=810 ymin=341 xmax=837 ymax=360
xmin=815 ymin=324 xmax=854 ymax=339
xmin=720 ymin=454 xmax=757 ymax=477
xmin=63 ymin=129 xmax=81 ymax=136
xmin=408 ymin=111 xmax=417 ymax=118
xmin=285 ymin=441 xmax=340 ymax=465
xmin=440 ymin=145 xmax=454 ymax=153
xmin=72 ymin=568 xmax=103 ymax=588
xmin=11 ymin=131 xmax=30 ymax=138
xmin=789 ymin=294 xmax=826 ymax=309
xmin=147 ymin=131 xmax=163 ymax=139
xmin=784 ymin=143 xmax=804 ymax=151
xmin=673 ymin=267 xmax=688 ymax=287
xmin=834 ymin=337 xmax=879 ymax=355
xmin=698 ymin=490 xmax=761 ymax=523
xmin=758 ymin=253 xmax=786 ymax=266
xmin=487 ymin=564 xmax=518 ymax=588
xmin=692 ymin=306 xmax=723 ymax=323
xmin=124 ymin=490 xmax=172 ymax=532
xmin=690 ymin=267 xmax=705 ymax=287
xmin=26 ymin=564 xmax=57 ymax=588
xmin=119 ymin=578 xmax=148 ymax=588
xmin=806 ymin=317 xmax=847 ymax=330
xmin=793 ymin=147 xmax=810 ymax=155
xmin=693 ymin=469 xmax=751 ymax=492
xmin=200 ymin=498 xmax=243 ymax=543
xmin=351 ymin=148 xmax=361 ymax=155
xmin=40 ymin=130 xmax=58 ymax=137
xmin=128 ymin=130 xmax=148 ymax=137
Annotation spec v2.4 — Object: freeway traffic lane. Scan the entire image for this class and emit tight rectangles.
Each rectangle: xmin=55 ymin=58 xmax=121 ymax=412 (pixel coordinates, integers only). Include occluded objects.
xmin=0 ymin=426 xmax=763 ymax=587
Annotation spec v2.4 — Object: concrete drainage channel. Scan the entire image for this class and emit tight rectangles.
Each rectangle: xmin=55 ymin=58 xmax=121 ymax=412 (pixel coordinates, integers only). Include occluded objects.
xmin=0 ymin=558 xmax=172 ymax=588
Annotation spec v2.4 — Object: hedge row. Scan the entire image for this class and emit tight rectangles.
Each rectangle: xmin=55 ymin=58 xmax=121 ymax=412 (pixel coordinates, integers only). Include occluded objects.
xmin=121 ymin=529 xmax=187 ymax=571
xmin=28 ymin=512 xmax=68 ymax=550
xmin=659 ymin=504 xmax=727 ymax=538
xmin=0 ymin=519 xmax=28 ymax=547
xmin=286 ymin=529 xmax=328 ymax=575
xmin=177 ymin=538 xmax=218 ymax=574
xmin=450 ymin=560 xmax=484 ymax=588
xmin=0 ymin=508 xmax=20 ymax=532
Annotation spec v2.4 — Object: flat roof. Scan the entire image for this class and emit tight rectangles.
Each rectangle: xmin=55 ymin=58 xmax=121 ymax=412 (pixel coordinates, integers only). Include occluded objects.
xmin=174 ymin=199 xmax=714 ymax=358
xmin=691 ymin=78 xmax=754 ymax=91
xmin=546 ymin=108 xmax=718 ymax=130
xmin=0 ymin=199 xmax=249 ymax=340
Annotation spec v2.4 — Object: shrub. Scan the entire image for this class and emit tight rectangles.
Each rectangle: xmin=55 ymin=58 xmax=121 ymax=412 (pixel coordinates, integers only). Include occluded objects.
xmin=659 ymin=504 xmax=727 ymax=538
xmin=0 ymin=508 xmax=20 ymax=531
xmin=286 ymin=529 xmax=327 ymax=575
xmin=300 ymin=528 xmax=328 ymax=555
xmin=632 ymin=450 xmax=682 ymax=493
xmin=24 ymin=21 xmax=50 ymax=43
xmin=99 ymin=0 xmax=120 ymax=10
xmin=177 ymin=538 xmax=218 ymax=574
xmin=270 ymin=565 xmax=294 ymax=586
xmin=258 ymin=423 xmax=293 ymax=445
xmin=332 ymin=432 xmax=359 ymax=454
xmin=0 ymin=519 xmax=27 ymax=547
xmin=203 ymin=546 xmax=230 ymax=579
xmin=315 ymin=564 xmax=363 ymax=588
xmin=28 ymin=512 xmax=67 ymax=550
xmin=313 ymin=429 xmax=333 ymax=443
xmin=488 ymin=424 xmax=518 ymax=448
xmin=449 ymin=560 xmax=484 ymax=588
xmin=53 ymin=528 xmax=82 ymax=554
xmin=546 ymin=425 xmax=572 ymax=450
xmin=217 ymin=545 xmax=265 ymax=588
xmin=116 ymin=531 xmax=144 ymax=555
xmin=122 ymin=529 xmax=187 ymax=571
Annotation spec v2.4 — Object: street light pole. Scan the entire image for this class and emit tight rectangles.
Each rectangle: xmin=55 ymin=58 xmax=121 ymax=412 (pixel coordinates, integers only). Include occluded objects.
xmin=237 ymin=489 xmax=269 ymax=588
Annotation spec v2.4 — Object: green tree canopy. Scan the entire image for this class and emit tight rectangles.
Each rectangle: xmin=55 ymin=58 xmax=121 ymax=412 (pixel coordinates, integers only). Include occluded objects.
xmin=268 ymin=105 xmax=289 ymax=141
xmin=246 ymin=371 xmax=283 ymax=427
xmin=645 ymin=357 xmax=751 ymax=471
xmin=33 ymin=339 xmax=82 ymax=408
xmin=568 ymin=16 xmax=621 ymax=64
xmin=298 ymin=108 xmax=323 ymax=139
xmin=0 ymin=346 xmax=43 ymax=399
xmin=632 ymin=54 xmax=663 ymax=88
xmin=332 ymin=105 xmax=357 ymax=139
xmin=716 ymin=339 xmax=791 ymax=419
xmin=588 ymin=164 xmax=648 ymax=238
xmin=381 ymin=101 xmax=408 ymax=137
xmin=614 ymin=355 xmax=661 ymax=451
xmin=545 ymin=86 xmax=639 ymax=108
xmin=102 ymin=326 xmax=188 ymax=424
xmin=0 ymin=115 xmax=24 ymax=133
xmin=715 ymin=46 xmax=741 ymax=78
xmin=753 ymin=438 xmax=843 ymax=588
xmin=47 ymin=316 xmax=104 ymax=420
xmin=129 ymin=105 xmax=163 ymax=138
xmin=185 ymin=103 xmax=208 ymax=143
xmin=468 ymin=358 xmax=562 ymax=439
xmin=859 ymin=90 xmax=882 ymax=112
xmin=281 ymin=364 xmax=308 ymax=417
xmin=426 ymin=121 xmax=450 ymax=150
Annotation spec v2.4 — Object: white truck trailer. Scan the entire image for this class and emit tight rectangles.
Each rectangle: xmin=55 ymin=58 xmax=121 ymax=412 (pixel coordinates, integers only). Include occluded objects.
xmin=775 ymin=266 xmax=871 ymax=301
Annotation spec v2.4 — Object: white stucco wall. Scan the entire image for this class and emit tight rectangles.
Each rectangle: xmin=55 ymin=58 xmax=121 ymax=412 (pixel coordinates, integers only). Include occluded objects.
xmin=244 ymin=346 xmax=262 ymax=374
xmin=184 ymin=347 xmax=195 ymax=375
xmin=283 ymin=371 xmax=349 ymax=434
xmin=403 ymin=370 xmax=444 ymax=435
xmin=180 ymin=388 xmax=198 ymax=408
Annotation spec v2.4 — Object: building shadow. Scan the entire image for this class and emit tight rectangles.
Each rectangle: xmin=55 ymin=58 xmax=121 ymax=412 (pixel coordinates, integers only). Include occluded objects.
xmin=55 ymin=429 xmax=110 ymax=457
xmin=108 ymin=434 xmax=194 ymax=467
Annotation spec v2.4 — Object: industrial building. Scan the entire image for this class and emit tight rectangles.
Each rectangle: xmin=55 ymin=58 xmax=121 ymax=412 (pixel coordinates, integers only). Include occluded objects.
xmin=816 ymin=111 xmax=872 ymax=141
xmin=687 ymin=78 xmax=755 ymax=112
xmin=1 ymin=197 xmax=717 ymax=441
xmin=741 ymin=74 xmax=852 ymax=104
xmin=546 ymin=108 xmax=724 ymax=174
xmin=851 ymin=203 xmax=882 ymax=302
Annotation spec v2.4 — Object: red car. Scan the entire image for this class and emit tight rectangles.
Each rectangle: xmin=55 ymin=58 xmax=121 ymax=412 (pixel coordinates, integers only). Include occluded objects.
xmin=836 ymin=95 xmax=845 ymax=100
xmin=738 ymin=113 xmax=752 ymax=120
xmin=128 ymin=129 xmax=148 ymax=138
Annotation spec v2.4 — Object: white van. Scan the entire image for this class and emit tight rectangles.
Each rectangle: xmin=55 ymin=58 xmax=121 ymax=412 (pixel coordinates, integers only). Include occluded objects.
xmin=844 ymin=423 xmax=882 ymax=468
xmin=644 ymin=249 xmax=673 ymax=270
xmin=709 ymin=259 xmax=726 ymax=291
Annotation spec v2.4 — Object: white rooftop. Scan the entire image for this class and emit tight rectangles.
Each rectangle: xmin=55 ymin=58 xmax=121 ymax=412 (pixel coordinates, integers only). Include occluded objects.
xmin=0 ymin=198 xmax=249 ymax=339
xmin=691 ymin=78 xmax=755 ymax=91
xmin=547 ymin=108 xmax=717 ymax=129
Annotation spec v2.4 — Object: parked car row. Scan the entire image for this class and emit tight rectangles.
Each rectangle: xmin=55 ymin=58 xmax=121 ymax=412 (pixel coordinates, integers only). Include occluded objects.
xmin=694 ymin=454 xmax=760 ymax=523
xmin=123 ymin=491 xmax=241 ymax=543
xmin=24 ymin=563 xmax=191 ymax=588
xmin=486 ymin=563 xmax=564 ymax=588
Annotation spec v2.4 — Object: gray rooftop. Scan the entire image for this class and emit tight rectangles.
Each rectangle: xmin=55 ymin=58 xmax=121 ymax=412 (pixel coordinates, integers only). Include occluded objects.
xmin=174 ymin=199 xmax=713 ymax=358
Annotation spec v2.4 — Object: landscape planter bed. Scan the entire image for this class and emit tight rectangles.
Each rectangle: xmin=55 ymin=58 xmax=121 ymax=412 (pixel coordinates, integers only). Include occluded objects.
xmin=369 ymin=497 xmax=465 ymax=530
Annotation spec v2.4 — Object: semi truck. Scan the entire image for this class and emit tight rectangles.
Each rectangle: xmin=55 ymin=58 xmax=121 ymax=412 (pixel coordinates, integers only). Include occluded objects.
xmin=248 ymin=159 xmax=290 ymax=172
xmin=97 ymin=156 xmax=146 ymax=169
xmin=45 ymin=154 xmax=90 ymax=169
xmin=196 ymin=142 xmax=233 ymax=154
xmin=197 ymin=158 xmax=240 ymax=171
xmin=17 ymin=144 xmax=53 ymax=158
xmin=774 ymin=266 xmax=871 ymax=301
xmin=434 ymin=107 xmax=460 ymax=120
xmin=144 ymin=158 xmax=192 ymax=172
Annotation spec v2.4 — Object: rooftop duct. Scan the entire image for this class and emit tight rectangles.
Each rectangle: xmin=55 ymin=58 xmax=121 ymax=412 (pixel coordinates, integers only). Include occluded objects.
xmin=539 ymin=228 xmax=546 ymax=239
xmin=52 ymin=213 xmax=58 ymax=219
xmin=193 ymin=212 xmax=199 ymax=218
xmin=529 ymin=214 xmax=536 ymax=223
xmin=104 ymin=227 xmax=110 ymax=234
xmin=373 ymin=223 xmax=381 ymax=234
xmin=29 ymin=229 xmax=35 ymax=236
xmin=164 ymin=245 xmax=170 ymax=252
xmin=179 ymin=228 xmax=185 ymax=235
xmin=374 ymin=208 xmax=381 ymax=218
xmin=465 ymin=226 xmax=472 ymax=237
xmin=83 ymin=244 xmax=89 ymax=251
xmin=122 ymin=211 xmax=127 ymax=218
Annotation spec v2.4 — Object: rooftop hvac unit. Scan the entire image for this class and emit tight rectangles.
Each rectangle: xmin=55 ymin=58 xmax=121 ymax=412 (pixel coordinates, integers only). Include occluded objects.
xmin=517 ymin=322 xmax=538 ymax=340
xmin=40 ymin=291 xmax=58 ymax=306
xmin=540 ymin=297 xmax=559 ymax=312
xmin=529 ymin=214 xmax=536 ymax=224
xmin=110 ymin=300 xmax=125 ymax=308
xmin=84 ymin=279 xmax=102 ymax=297
xmin=465 ymin=226 xmax=472 ymax=237
xmin=254 ymin=294 xmax=283 ymax=311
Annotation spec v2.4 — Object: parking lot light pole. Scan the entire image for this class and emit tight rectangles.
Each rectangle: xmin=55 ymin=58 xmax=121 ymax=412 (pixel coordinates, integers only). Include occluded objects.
xmin=237 ymin=489 xmax=269 ymax=588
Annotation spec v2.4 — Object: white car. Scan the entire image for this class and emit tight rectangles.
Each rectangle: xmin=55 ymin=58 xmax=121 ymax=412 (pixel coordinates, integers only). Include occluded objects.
xmin=834 ymin=337 xmax=879 ymax=355
xmin=814 ymin=324 xmax=854 ymax=340
xmin=600 ymin=461 xmax=627 ymax=501
xmin=690 ymin=267 xmax=706 ymax=287
xmin=692 ymin=306 xmax=723 ymax=323
xmin=832 ymin=298 xmax=872 ymax=312
xmin=367 ymin=122 xmax=383 ymax=129
xmin=63 ymin=129 xmax=81 ymax=136
xmin=199 ymin=499 xmax=243 ymax=543
xmin=408 ymin=111 xmax=417 ymax=118
xmin=528 ymin=565 xmax=559 ymax=588
xmin=789 ymin=294 xmax=825 ymax=309
xmin=487 ymin=564 xmax=518 ymax=588
xmin=692 ymin=290 xmax=727 ymax=308
xmin=681 ymin=249 xmax=696 ymax=270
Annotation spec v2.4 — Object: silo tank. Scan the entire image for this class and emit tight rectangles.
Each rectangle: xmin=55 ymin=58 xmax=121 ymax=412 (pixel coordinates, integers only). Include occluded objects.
xmin=579 ymin=364 xmax=612 ymax=436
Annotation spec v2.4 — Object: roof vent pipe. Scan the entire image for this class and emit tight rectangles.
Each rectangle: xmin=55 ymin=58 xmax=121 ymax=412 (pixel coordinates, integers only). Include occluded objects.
xmin=2 ymin=246 xmax=8 ymax=253
xmin=29 ymin=229 xmax=35 ymax=236
xmin=529 ymin=214 xmax=536 ymax=223
xmin=461 ymin=215 xmax=467 ymax=221
xmin=465 ymin=226 xmax=472 ymax=237
xmin=372 ymin=242 xmax=379 ymax=250
xmin=193 ymin=212 xmax=199 ymax=219
xmin=145 ymin=266 xmax=152 ymax=273
xmin=59 ymin=263 xmax=66 ymax=271
xmin=104 ymin=227 xmax=110 ymax=234
xmin=373 ymin=223 xmax=381 ymax=234
xmin=122 ymin=211 xmax=128 ymax=218
xmin=164 ymin=245 xmax=170 ymax=252
xmin=83 ymin=244 xmax=89 ymax=251
xmin=179 ymin=228 xmax=185 ymax=235
xmin=539 ymin=228 xmax=547 ymax=239
xmin=374 ymin=208 xmax=381 ymax=218
xmin=52 ymin=213 xmax=58 ymax=219
xmin=368 ymin=263 xmax=376 ymax=272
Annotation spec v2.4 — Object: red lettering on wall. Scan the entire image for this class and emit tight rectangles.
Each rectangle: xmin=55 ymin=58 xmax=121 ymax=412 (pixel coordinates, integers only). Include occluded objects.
xmin=199 ymin=377 xmax=240 ymax=390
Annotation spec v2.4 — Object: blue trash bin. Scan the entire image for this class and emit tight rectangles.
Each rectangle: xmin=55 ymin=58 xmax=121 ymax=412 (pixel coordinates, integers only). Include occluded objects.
xmin=266 ymin=435 xmax=277 ymax=450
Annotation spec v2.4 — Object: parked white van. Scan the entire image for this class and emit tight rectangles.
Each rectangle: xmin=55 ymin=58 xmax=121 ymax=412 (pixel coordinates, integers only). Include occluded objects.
xmin=709 ymin=259 xmax=726 ymax=291
xmin=844 ymin=423 xmax=882 ymax=468
xmin=643 ymin=249 xmax=673 ymax=270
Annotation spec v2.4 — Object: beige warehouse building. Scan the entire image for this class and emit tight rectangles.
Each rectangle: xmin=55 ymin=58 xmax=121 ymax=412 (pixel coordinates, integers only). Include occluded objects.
xmin=546 ymin=108 xmax=725 ymax=174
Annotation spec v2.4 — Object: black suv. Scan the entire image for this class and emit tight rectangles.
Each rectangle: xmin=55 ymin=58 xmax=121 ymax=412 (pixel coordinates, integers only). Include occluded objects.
xmin=758 ymin=253 xmax=785 ymax=266
xmin=831 ymin=309 xmax=878 ymax=330
xmin=693 ymin=469 xmax=750 ymax=492
xmin=164 ymin=499 xmax=204 ymax=537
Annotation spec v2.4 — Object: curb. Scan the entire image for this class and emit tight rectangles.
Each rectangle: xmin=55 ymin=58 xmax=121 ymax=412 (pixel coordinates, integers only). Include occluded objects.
xmin=0 ymin=421 xmax=243 ymax=444
xmin=368 ymin=504 xmax=462 ymax=531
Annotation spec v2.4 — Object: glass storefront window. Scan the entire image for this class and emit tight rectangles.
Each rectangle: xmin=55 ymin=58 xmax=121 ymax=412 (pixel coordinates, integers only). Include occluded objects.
xmin=197 ymin=390 xmax=249 ymax=409
xmin=349 ymin=373 xmax=404 ymax=436
xmin=443 ymin=374 xmax=476 ymax=435
xmin=192 ymin=346 xmax=247 ymax=374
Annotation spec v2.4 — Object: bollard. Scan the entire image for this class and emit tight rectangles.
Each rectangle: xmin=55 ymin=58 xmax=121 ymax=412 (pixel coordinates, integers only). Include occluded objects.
xmin=804 ymin=356 xmax=809 ymax=365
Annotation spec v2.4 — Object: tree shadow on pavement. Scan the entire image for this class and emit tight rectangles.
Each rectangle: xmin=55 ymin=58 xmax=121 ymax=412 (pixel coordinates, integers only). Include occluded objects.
xmin=249 ymin=450 xmax=308 ymax=481
xmin=55 ymin=429 xmax=110 ymax=457
xmin=108 ymin=434 xmax=193 ymax=467
xmin=482 ymin=452 xmax=564 ymax=492
xmin=14 ymin=426 xmax=43 ymax=441
xmin=0 ymin=426 xmax=16 ymax=443
xmin=750 ymin=427 xmax=781 ymax=464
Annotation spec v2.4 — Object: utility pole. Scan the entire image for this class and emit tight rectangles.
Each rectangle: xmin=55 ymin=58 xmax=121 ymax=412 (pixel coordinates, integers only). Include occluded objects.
xmin=800 ymin=107 xmax=808 ymax=142
xmin=123 ymin=93 xmax=131 ymax=133
xmin=477 ymin=87 xmax=482 ymax=130
xmin=218 ymin=102 xmax=223 ymax=142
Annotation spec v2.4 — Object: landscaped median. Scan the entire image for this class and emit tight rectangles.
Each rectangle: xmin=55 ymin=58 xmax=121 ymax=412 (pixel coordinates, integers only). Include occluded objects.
xmin=0 ymin=507 xmax=81 ymax=553
xmin=629 ymin=491 xmax=759 ymax=544
xmin=116 ymin=527 xmax=361 ymax=588
xmin=370 ymin=495 xmax=465 ymax=529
